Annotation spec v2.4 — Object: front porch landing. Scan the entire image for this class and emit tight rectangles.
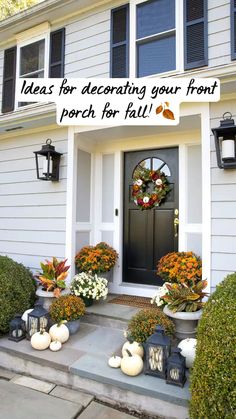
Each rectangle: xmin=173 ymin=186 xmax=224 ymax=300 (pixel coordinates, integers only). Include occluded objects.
xmin=0 ymin=298 xmax=190 ymax=419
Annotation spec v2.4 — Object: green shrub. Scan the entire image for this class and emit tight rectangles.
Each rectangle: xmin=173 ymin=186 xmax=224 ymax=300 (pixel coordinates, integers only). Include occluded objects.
xmin=126 ymin=308 xmax=175 ymax=343
xmin=190 ymin=273 xmax=236 ymax=419
xmin=0 ymin=256 xmax=36 ymax=334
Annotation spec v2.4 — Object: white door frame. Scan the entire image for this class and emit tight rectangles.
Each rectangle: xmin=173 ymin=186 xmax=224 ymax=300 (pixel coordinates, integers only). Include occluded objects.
xmin=67 ymin=104 xmax=211 ymax=296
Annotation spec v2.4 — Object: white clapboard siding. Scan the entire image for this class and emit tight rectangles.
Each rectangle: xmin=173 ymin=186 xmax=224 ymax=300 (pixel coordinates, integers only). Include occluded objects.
xmin=0 ymin=253 xmax=64 ymax=271
xmin=212 ymin=219 xmax=236 ymax=236
xmin=208 ymin=1 xmax=231 ymax=67
xmin=64 ymin=7 xmax=110 ymax=78
xmin=210 ymin=99 xmax=236 ymax=290
xmin=212 ymin=236 xmax=236 ymax=253
xmin=0 ymin=192 xmax=66 ymax=207
xmin=0 ymin=229 xmax=65 ymax=244
xmin=0 ymin=128 xmax=67 ymax=272
xmin=0 ymin=205 xmax=66 ymax=218
xmin=211 ymin=270 xmax=233 ymax=287
xmin=0 ymin=167 xmax=67 ymax=184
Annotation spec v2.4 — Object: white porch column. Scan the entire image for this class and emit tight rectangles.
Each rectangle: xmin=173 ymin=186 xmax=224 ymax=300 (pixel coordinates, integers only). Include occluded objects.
xmin=201 ymin=104 xmax=211 ymax=294
xmin=65 ymin=126 xmax=76 ymax=281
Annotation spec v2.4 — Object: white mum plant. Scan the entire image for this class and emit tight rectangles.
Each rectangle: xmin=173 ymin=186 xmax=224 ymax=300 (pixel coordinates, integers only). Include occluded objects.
xmin=151 ymin=282 xmax=170 ymax=307
xmin=70 ymin=272 xmax=108 ymax=300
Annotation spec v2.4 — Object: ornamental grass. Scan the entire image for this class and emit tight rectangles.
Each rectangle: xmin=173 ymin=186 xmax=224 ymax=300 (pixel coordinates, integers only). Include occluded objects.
xmin=127 ymin=308 xmax=175 ymax=343
xmin=49 ymin=295 xmax=86 ymax=323
xmin=75 ymin=242 xmax=118 ymax=274
xmin=157 ymin=251 xmax=202 ymax=286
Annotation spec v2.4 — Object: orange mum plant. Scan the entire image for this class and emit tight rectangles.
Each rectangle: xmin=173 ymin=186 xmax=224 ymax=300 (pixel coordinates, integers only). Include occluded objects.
xmin=157 ymin=251 xmax=202 ymax=286
xmin=36 ymin=257 xmax=70 ymax=297
xmin=75 ymin=242 xmax=118 ymax=274
xmin=49 ymin=295 xmax=85 ymax=323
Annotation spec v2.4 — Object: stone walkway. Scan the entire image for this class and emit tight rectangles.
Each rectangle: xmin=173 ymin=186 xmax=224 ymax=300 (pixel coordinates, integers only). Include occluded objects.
xmin=0 ymin=368 xmax=137 ymax=419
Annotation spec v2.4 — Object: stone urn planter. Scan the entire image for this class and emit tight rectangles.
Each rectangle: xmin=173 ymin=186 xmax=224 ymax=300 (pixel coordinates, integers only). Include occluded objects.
xmin=36 ymin=287 xmax=70 ymax=310
xmin=96 ymin=270 xmax=113 ymax=282
xmin=65 ymin=319 xmax=80 ymax=335
xmin=163 ymin=306 xmax=203 ymax=340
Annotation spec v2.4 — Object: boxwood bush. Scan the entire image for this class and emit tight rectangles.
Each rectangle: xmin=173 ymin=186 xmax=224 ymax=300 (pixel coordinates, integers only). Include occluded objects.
xmin=0 ymin=256 xmax=36 ymax=334
xmin=190 ymin=273 xmax=236 ymax=419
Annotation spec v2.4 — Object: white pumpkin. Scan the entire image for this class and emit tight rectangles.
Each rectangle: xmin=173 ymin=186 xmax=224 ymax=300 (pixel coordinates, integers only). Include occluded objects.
xmin=122 ymin=340 xmax=144 ymax=358
xmin=121 ymin=350 xmax=143 ymax=376
xmin=49 ymin=340 xmax=62 ymax=352
xmin=178 ymin=338 xmax=197 ymax=368
xmin=31 ymin=330 xmax=51 ymax=350
xmin=21 ymin=308 xmax=33 ymax=323
xmin=49 ymin=323 xmax=69 ymax=343
xmin=108 ymin=355 xmax=121 ymax=368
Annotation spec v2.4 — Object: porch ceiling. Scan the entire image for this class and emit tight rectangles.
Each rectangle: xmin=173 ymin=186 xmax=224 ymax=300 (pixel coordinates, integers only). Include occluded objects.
xmin=77 ymin=114 xmax=201 ymax=144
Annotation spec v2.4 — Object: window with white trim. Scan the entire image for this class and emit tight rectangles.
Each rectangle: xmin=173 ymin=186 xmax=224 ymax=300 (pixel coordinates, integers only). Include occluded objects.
xmin=136 ymin=0 xmax=176 ymax=77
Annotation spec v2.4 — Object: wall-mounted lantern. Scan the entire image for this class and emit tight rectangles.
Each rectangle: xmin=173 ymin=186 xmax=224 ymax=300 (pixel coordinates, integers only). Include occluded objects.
xmin=212 ymin=112 xmax=236 ymax=169
xmin=34 ymin=139 xmax=63 ymax=181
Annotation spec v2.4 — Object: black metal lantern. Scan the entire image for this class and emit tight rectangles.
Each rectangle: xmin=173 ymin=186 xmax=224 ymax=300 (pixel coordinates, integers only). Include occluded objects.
xmin=212 ymin=112 xmax=236 ymax=169
xmin=9 ymin=314 xmax=26 ymax=342
xmin=166 ymin=348 xmax=186 ymax=388
xmin=26 ymin=303 xmax=50 ymax=339
xmin=144 ymin=325 xmax=171 ymax=379
xmin=34 ymin=139 xmax=63 ymax=181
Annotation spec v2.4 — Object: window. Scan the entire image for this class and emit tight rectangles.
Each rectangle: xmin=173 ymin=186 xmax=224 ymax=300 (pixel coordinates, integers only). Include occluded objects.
xmin=20 ymin=40 xmax=45 ymax=79
xmin=136 ymin=0 xmax=176 ymax=77
xmin=2 ymin=24 xmax=65 ymax=113
xmin=111 ymin=0 xmax=208 ymax=78
xmin=231 ymin=0 xmax=236 ymax=60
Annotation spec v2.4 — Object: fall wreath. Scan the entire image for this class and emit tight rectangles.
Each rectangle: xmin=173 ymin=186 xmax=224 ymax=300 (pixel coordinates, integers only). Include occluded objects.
xmin=132 ymin=168 xmax=170 ymax=210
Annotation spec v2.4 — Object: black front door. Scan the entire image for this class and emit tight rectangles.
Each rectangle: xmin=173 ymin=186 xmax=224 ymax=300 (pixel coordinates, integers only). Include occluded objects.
xmin=123 ymin=147 xmax=179 ymax=286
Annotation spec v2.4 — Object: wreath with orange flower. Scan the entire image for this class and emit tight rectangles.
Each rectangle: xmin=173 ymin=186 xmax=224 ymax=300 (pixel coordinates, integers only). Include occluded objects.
xmin=132 ymin=168 xmax=170 ymax=210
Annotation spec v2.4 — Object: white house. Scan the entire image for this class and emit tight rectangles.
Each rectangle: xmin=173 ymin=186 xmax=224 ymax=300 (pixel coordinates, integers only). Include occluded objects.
xmin=0 ymin=0 xmax=236 ymax=297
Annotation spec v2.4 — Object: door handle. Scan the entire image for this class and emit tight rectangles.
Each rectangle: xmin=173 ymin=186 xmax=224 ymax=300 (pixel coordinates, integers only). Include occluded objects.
xmin=174 ymin=217 xmax=179 ymax=238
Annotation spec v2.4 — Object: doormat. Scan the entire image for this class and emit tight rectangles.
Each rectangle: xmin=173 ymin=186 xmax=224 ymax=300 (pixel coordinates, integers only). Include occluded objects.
xmin=109 ymin=294 xmax=153 ymax=309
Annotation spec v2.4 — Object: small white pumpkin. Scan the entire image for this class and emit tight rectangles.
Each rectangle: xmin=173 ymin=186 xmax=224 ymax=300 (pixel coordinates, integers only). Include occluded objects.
xmin=121 ymin=349 xmax=143 ymax=376
xmin=21 ymin=308 xmax=33 ymax=323
xmin=31 ymin=330 xmax=51 ymax=350
xmin=49 ymin=323 xmax=69 ymax=343
xmin=49 ymin=340 xmax=62 ymax=352
xmin=178 ymin=338 xmax=197 ymax=368
xmin=108 ymin=355 xmax=121 ymax=368
xmin=122 ymin=340 xmax=144 ymax=358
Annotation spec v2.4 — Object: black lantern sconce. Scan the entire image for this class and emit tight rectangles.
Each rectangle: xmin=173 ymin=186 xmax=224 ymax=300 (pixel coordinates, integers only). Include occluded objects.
xmin=212 ymin=112 xmax=236 ymax=169
xmin=34 ymin=139 xmax=63 ymax=181
xmin=9 ymin=314 xmax=26 ymax=342
xmin=144 ymin=325 xmax=171 ymax=379
xmin=26 ymin=304 xmax=50 ymax=340
xmin=166 ymin=348 xmax=186 ymax=388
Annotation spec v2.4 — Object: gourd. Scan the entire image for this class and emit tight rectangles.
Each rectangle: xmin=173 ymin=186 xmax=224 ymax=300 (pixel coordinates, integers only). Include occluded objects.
xmin=108 ymin=355 xmax=121 ymax=368
xmin=49 ymin=323 xmax=69 ymax=343
xmin=49 ymin=340 xmax=62 ymax=352
xmin=120 ymin=349 xmax=143 ymax=376
xmin=122 ymin=340 xmax=144 ymax=358
xmin=31 ymin=330 xmax=51 ymax=350
xmin=21 ymin=308 xmax=33 ymax=323
xmin=178 ymin=338 xmax=197 ymax=368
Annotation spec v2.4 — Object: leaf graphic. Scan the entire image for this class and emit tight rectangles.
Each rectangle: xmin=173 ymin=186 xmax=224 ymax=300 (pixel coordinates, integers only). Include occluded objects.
xmin=165 ymin=102 xmax=170 ymax=107
xmin=156 ymin=105 xmax=163 ymax=114
xmin=163 ymin=109 xmax=175 ymax=120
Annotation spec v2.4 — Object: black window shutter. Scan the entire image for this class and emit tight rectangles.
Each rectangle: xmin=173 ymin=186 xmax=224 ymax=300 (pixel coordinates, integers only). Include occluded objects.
xmin=2 ymin=46 xmax=17 ymax=113
xmin=49 ymin=28 xmax=65 ymax=77
xmin=231 ymin=0 xmax=236 ymax=60
xmin=184 ymin=0 xmax=208 ymax=70
xmin=110 ymin=5 xmax=129 ymax=77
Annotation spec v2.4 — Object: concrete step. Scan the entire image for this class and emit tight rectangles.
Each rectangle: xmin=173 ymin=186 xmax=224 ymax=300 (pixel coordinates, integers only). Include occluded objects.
xmin=81 ymin=297 xmax=140 ymax=330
